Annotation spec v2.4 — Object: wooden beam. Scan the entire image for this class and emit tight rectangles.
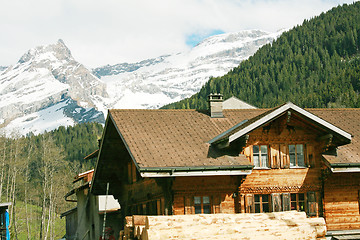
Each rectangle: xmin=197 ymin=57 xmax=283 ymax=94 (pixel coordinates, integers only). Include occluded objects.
xmin=317 ymin=133 xmax=333 ymax=141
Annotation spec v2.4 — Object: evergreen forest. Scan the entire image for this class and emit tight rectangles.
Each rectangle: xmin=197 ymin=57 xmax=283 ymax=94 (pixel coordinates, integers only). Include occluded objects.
xmin=0 ymin=122 xmax=103 ymax=239
xmin=163 ymin=2 xmax=360 ymax=109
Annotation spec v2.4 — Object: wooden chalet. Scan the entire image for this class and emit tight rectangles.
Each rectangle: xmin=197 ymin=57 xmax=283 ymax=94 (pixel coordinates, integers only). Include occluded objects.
xmin=91 ymin=94 xmax=360 ymax=236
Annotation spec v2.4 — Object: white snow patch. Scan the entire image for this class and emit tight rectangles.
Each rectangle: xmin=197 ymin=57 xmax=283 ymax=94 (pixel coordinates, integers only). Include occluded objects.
xmin=3 ymin=101 xmax=75 ymax=136
xmin=96 ymin=29 xmax=284 ymax=110
xmin=79 ymin=101 xmax=89 ymax=108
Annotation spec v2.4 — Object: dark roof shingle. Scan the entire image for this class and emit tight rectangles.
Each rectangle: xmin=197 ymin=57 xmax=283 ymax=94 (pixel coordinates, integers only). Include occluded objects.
xmin=109 ymin=108 xmax=360 ymax=168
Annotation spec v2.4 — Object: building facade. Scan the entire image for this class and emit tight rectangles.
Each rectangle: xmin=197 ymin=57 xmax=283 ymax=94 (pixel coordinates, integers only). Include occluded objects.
xmin=91 ymin=95 xmax=360 ymax=234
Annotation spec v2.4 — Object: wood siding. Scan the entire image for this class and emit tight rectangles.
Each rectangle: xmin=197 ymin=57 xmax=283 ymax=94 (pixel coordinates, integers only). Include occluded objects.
xmin=324 ymin=172 xmax=360 ymax=230
xmin=172 ymin=176 xmax=240 ymax=215
xmin=238 ymin=114 xmax=325 ymax=216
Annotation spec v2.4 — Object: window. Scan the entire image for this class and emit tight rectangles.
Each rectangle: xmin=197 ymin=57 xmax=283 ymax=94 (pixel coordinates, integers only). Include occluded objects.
xmin=289 ymin=144 xmax=305 ymax=167
xmin=290 ymin=193 xmax=305 ymax=211
xmin=254 ymin=194 xmax=270 ymax=213
xmin=245 ymin=192 xmax=316 ymax=215
xmin=194 ymin=196 xmax=211 ymax=214
xmin=253 ymin=145 xmax=269 ymax=168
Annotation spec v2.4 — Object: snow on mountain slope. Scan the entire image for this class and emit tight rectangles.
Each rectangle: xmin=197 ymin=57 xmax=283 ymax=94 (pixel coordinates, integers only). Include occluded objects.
xmin=1 ymin=29 xmax=283 ymax=135
xmin=3 ymin=97 xmax=104 ymax=136
xmin=0 ymin=39 xmax=107 ymax=135
xmin=93 ymin=30 xmax=283 ymax=109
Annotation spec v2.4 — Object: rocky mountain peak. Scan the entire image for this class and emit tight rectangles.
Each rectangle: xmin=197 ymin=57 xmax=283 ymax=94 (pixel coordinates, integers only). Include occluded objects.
xmin=18 ymin=39 xmax=73 ymax=65
xmin=0 ymin=39 xmax=108 ymax=133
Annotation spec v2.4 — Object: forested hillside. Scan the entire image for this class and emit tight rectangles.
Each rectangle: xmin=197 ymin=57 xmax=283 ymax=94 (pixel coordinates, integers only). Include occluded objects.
xmin=163 ymin=2 xmax=360 ymax=109
xmin=0 ymin=122 xmax=103 ymax=239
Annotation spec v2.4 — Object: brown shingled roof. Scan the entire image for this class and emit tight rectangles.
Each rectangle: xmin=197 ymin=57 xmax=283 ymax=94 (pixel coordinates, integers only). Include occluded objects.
xmin=308 ymin=109 xmax=360 ymax=166
xmin=109 ymin=109 xmax=264 ymax=169
xmin=108 ymin=108 xmax=360 ymax=169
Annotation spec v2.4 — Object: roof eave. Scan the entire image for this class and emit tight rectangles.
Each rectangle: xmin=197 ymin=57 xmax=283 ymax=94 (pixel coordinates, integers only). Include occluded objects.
xmin=228 ymin=102 xmax=352 ymax=143
xmin=322 ymin=155 xmax=360 ymax=173
xmin=330 ymin=167 xmax=360 ymax=173
xmin=139 ymin=165 xmax=253 ymax=177
xmin=330 ymin=162 xmax=360 ymax=168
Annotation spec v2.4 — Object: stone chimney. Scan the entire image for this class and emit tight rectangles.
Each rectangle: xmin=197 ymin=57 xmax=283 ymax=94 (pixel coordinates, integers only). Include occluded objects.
xmin=208 ymin=93 xmax=224 ymax=118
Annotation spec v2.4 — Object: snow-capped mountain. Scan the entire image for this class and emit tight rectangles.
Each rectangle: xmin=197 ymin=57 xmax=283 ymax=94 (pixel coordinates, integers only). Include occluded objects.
xmin=93 ymin=30 xmax=283 ymax=109
xmin=0 ymin=39 xmax=106 ymax=135
xmin=0 ymin=29 xmax=283 ymax=135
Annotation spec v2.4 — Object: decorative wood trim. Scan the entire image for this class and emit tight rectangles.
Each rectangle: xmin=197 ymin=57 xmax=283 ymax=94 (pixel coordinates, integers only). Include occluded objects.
xmin=239 ymin=185 xmax=321 ymax=194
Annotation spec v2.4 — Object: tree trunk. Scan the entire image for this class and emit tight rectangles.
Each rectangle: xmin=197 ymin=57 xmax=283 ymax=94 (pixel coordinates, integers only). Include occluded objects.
xmin=39 ymin=136 xmax=48 ymax=240
xmin=0 ymin=138 xmax=6 ymax=201
xmin=11 ymin=139 xmax=19 ymax=240
xmin=44 ymin=173 xmax=54 ymax=240
xmin=24 ymin=143 xmax=32 ymax=240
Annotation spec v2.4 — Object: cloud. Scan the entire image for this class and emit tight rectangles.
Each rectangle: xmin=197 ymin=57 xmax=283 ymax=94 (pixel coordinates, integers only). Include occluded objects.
xmin=0 ymin=0 xmax=357 ymax=68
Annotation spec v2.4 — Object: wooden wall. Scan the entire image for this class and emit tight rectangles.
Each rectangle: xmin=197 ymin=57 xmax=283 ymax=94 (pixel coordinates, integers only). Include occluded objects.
xmin=172 ymin=176 xmax=240 ymax=215
xmin=237 ymin=113 xmax=326 ymax=216
xmin=115 ymin=160 xmax=168 ymax=217
xmin=324 ymin=172 xmax=360 ymax=230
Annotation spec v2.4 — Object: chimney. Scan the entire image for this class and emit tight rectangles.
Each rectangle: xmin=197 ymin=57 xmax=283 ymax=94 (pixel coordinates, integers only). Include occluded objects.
xmin=208 ymin=93 xmax=224 ymax=118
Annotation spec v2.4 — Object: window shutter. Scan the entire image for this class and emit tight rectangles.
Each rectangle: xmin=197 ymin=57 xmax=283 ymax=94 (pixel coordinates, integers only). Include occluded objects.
xmin=271 ymin=193 xmax=282 ymax=212
xmin=213 ymin=196 xmax=221 ymax=214
xmin=270 ymin=145 xmax=280 ymax=169
xmin=156 ymin=199 xmax=161 ymax=215
xmin=160 ymin=198 xmax=165 ymax=215
xmin=184 ymin=196 xmax=193 ymax=214
xmin=307 ymin=192 xmax=317 ymax=216
xmin=243 ymin=146 xmax=251 ymax=162
xmin=282 ymin=193 xmax=291 ymax=211
xmin=245 ymin=194 xmax=255 ymax=213
xmin=306 ymin=145 xmax=315 ymax=168
xmin=280 ymin=144 xmax=290 ymax=169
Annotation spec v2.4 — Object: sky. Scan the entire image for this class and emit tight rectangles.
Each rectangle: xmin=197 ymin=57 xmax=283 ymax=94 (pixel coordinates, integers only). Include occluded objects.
xmin=0 ymin=0 xmax=357 ymax=68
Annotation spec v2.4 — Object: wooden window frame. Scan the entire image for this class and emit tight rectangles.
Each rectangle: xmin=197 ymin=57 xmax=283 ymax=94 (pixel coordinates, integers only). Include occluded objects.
xmin=289 ymin=144 xmax=305 ymax=167
xmin=254 ymin=194 xmax=270 ymax=213
xmin=290 ymin=193 xmax=305 ymax=212
xmin=253 ymin=145 xmax=269 ymax=168
xmin=185 ymin=195 xmax=221 ymax=215
xmin=194 ymin=196 xmax=211 ymax=214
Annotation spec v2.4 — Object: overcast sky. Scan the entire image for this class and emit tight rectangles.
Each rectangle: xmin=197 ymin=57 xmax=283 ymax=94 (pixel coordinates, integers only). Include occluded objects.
xmin=0 ymin=0 xmax=357 ymax=68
